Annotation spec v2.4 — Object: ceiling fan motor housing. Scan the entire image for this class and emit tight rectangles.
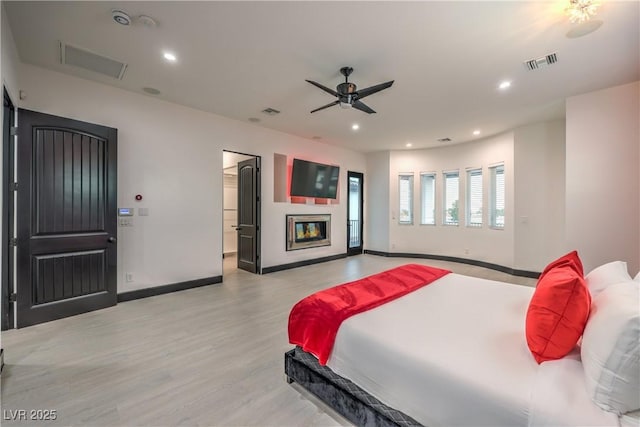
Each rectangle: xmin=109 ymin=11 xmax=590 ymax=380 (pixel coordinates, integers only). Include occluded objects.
xmin=337 ymin=82 xmax=357 ymax=94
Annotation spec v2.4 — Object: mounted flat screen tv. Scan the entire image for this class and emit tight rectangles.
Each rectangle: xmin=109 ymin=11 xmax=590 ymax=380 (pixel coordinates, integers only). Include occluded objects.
xmin=290 ymin=158 xmax=340 ymax=199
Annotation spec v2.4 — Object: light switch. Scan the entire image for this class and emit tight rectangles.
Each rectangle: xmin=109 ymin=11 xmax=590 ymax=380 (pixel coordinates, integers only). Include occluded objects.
xmin=119 ymin=218 xmax=133 ymax=227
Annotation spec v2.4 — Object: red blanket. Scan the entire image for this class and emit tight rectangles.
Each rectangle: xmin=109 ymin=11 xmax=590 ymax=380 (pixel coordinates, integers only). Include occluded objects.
xmin=288 ymin=263 xmax=450 ymax=365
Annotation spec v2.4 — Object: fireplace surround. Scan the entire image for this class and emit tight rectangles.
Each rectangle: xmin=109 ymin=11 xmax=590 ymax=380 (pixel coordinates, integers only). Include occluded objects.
xmin=286 ymin=214 xmax=331 ymax=251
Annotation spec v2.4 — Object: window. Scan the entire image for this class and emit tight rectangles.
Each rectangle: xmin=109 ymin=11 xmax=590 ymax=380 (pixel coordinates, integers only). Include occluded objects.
xmin=420 ymin=173 xmax=436 ymax=225
xmin=490 ymin=164 xmax=505 ymax=228
xmin=466 ymin=169 xmax=483 ymax=227
xmin=398 ymin=174 xmax=414 ymax=224
xmin=443 ymin=171 xmax=459 ymax=225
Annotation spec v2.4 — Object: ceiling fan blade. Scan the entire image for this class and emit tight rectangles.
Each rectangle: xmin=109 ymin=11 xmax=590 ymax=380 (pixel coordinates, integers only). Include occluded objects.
xmin=310 ymin=100 xmax=340 ymax=113
xmin=352 ymin=100 xmax=376 ymax=114
xmin=306 ymin=80 xmax=339 ymax=97
xmin=356 ymin=80 xmax=394 ymax=99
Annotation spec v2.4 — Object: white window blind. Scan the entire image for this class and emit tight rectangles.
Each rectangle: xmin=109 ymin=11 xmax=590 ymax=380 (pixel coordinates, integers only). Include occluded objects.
xmin=490 ymin=165 xmax=505 ymax=228
xmin=443 ymin=171 xmax=459 ymax=225
xmin=466 ymin=169 xmax=483 ymax=227
xmin=420 ymin=173 xmax=435 ymax=225
xmin=399 ymin=174 xmax=414 ymax=224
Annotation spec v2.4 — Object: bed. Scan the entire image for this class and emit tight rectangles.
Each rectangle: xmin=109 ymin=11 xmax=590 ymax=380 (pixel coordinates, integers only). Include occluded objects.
xmin=285 ymin=261 xmax=639 ymax=427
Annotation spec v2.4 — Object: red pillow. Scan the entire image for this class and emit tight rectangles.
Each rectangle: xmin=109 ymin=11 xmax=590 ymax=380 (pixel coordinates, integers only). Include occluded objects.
xmin=539 ymin=250 xmax=584 ymax=280
xmin=526 ymin=264 xmax=591 ymax=364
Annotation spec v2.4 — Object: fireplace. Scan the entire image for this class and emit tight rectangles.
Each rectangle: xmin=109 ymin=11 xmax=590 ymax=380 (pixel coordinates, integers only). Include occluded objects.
xmin=286 ymin=214 xmax=331 ymax=251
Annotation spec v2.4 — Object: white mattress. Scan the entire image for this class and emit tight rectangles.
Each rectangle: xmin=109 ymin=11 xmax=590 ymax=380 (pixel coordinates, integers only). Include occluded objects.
xmin=326 ymin=273 xmax=617 ymax=427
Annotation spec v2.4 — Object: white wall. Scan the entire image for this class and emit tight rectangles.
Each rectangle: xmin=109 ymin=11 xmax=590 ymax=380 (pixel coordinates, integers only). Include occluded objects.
xmin=365 ymin=151 xmax=390 ymax=252
xmin=1 ymin=5 xmax=20 ymax=101
xmin=513 ymin=120 xmax=566 ymax=271
xmin=387 ymin=132 xmax=515 ymax=267
xmin=16 ymin=63 xmax=366 ymax=291
xmin=566 ymin=81 xmax=640 ymax=275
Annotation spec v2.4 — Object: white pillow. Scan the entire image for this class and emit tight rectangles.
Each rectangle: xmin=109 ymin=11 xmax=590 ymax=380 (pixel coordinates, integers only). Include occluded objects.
xmin=581 ymin=281 xmax=640 ymax=415
xmin=585 ymin=261 xmax=632 ymax=297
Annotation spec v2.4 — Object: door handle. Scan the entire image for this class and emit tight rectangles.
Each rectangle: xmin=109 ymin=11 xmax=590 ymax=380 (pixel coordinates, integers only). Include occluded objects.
xmin=108 ymin=237 xmax=117 ymax=243
xmin=235 ymin=227 xmax=242 ymax=231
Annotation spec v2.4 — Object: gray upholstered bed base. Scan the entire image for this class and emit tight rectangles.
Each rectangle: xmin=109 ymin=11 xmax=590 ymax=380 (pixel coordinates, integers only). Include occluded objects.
xmin=285 ymin=347 xmax=422 ymax=426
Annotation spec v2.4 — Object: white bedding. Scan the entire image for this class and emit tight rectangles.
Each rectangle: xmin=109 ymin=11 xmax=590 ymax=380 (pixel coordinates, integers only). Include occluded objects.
xmin=325 ymin=273 xmax=618 ymax=426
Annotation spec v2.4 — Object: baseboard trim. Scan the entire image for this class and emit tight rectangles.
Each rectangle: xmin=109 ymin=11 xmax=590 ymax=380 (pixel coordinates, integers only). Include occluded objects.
xmin=363 ymin=250 xmax=540 ymax=279
xmin=117 ymin=276 xmax=223 ymax=303
xmin=262 ymin=253 xmax=348 ymax=274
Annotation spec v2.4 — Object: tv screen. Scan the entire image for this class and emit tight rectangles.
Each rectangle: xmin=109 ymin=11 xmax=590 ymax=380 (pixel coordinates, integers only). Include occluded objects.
xmin=290 ymin=158 xmax=340 ymax=199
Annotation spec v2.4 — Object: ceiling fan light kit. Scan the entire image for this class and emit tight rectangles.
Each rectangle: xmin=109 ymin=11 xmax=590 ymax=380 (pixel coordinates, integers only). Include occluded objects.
xmin=306 ymin=66 xmax=394 ymax=114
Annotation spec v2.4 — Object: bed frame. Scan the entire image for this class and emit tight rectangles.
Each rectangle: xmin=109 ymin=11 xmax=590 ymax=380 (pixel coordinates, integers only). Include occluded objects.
xmin=284 ymin=346 xmax=422 ymax=426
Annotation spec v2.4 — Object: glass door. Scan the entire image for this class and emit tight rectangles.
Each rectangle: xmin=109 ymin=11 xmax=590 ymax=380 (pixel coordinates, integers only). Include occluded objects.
xmin=347 ymin=171 xmax=363 ymax=255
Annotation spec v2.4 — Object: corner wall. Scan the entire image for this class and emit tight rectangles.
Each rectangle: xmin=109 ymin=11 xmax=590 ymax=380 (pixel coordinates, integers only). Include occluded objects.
xmin=16 ymin=63 xmax=366 ymax=292
xmin=365 ymin=151 xmax=390 ymax=252
xmin=513 ymin=120 xmax=566 ymax=271
xmin=566 ymin=81 xmax=640 ymax=274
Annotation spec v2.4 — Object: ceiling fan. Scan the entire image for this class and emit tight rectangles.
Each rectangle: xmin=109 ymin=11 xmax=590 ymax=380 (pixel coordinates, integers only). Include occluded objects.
xmin=306 ymin=67 xmax=394 ymax=114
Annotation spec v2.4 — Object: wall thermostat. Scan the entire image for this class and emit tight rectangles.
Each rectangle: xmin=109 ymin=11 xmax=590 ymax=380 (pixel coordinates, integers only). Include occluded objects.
xmin=118 ymin=208 xmax=134 ymax=216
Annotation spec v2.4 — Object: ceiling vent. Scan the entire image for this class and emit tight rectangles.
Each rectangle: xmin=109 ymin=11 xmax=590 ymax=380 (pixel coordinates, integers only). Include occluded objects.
xmin=60 ymin=42 xmax=127 ymax=80
xmin=261 ymin=108 xmax=280 ymax=116
xmin=437 ymin=137 xmax=452 ymax=142
xmin=524 ymin=53 xmax=558 ymax=71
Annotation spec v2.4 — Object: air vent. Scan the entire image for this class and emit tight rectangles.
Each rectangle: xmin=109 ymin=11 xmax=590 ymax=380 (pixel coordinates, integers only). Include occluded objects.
xmin=437 ymin=137 xmax=452 ymax=142
xmin=261 ymin=108 xmax=280 ymax=116
xmin=524 ymin=53 xmax=558 ymax=71
xmin=60 ymin=42 xmax=127 ymax=80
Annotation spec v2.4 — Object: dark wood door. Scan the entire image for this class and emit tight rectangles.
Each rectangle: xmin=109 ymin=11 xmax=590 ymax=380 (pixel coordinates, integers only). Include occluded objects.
xmin=347 ymin=171 xmax=364 ymax=256
xmin=2 ymin=89 xmax=15 ymax=330
xmin=16 ymin=109 xmax=117 ymax=328
xmin=237 ymin=157 xmax=260 ymax=273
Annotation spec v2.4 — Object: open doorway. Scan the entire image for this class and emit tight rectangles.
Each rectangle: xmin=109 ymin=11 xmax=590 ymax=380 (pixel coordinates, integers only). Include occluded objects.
xmin=222 ymin=151 xmax=261 ymax=275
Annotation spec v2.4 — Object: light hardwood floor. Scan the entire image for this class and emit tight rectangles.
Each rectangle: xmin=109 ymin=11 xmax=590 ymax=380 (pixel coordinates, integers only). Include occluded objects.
xmin=0 ymin=255 xmax=536 ymax=426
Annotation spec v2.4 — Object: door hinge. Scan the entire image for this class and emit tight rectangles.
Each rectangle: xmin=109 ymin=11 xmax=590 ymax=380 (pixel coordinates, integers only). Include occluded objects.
xmin=9 ymin=182 xmax=18 ymax=191
xmin=9 ymin=126 xmax=17 ymax=136
xmin=9 ymin=238 xmax=17 ymax=247
xmin=256 ymin=225 xmax=259 ymax=231
xmin=8 ymin=293 xmax=16 ymax=303
xmin=256 ymin=196 xmax=260 ymax=202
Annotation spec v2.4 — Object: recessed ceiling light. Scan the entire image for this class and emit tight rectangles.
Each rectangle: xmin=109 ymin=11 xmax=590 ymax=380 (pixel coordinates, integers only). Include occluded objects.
xmin=352 ymin=124 xmax=359 ymax=131
xmin=406 ymin=143 xmax=412 ymax=148
xmin=163 ymin=52 xmax=177 ymax=62
xmin=473 ymin=130 xmax=481 ymax=136
xmin=142 ymin=87 xmax=161 ymax=95
xmin=498 ymin=81 xmax=511 ymax=90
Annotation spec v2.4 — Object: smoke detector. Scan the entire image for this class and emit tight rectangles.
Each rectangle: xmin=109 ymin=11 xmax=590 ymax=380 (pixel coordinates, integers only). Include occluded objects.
xmin=111 ymin=9 xmax=132 ymax=26
xmin=261 ymin=108 xmax=280 ymax=116
xmin=137 ymin=15 xmax=157 ymax=28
